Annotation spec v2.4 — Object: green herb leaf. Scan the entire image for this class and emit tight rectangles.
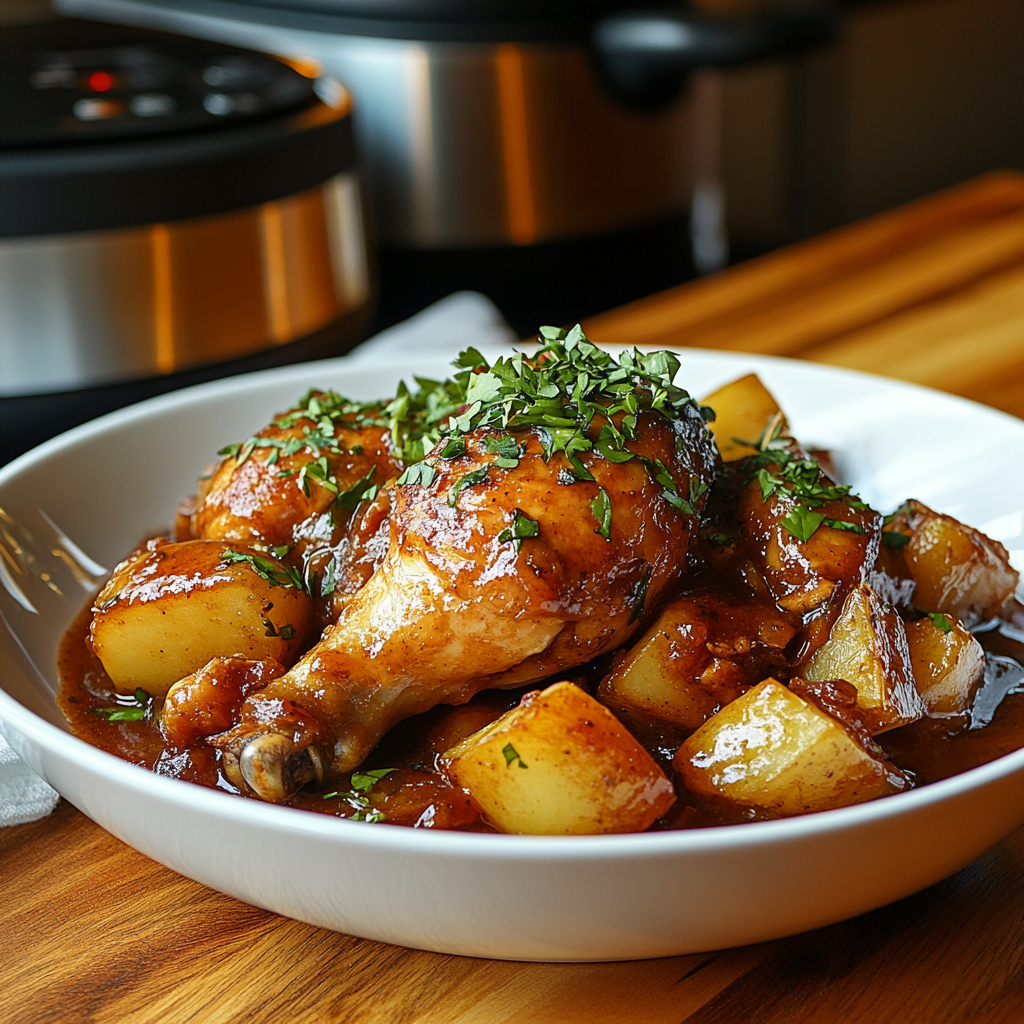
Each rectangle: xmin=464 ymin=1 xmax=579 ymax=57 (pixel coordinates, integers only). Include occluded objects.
xmin=780 ymin=505 xmax=825 ymax=543
xmin=591 ymin=486 xmax=612 ymax=540
xmin=262 ymin=618 xmax=295 ymax=640
xmin=485 ymin=434 xmax=521 ymax=469
xmin=502 ymin=743 xmax=528 ymax=769
xmin=448 ymin=465 xmax=490 ymax=507
xmin=90 ymin=687 xmax=151 ymax=722
xmin=320 ymin=555 xmax=338 ymax=598
xmin=498 ymin=509 xmax=540 ymax=551
xmin=823 ymin=518 xmax=867 ymax=535
xmin=628 ymin=567 xmax=651 ymax=624
xmin=396 ymin=463 xmax=437 ymax=488
xmin=438 ymin=437 xmax=466 ymax=460
xmin=272 ymin=545 xmax=291 ymax=558
xmin=350 ymin=768 xmax=397 ymax=792
xmin=335 ymin=467 xmax=378 ymax=512
xmin=90 ymin=706 xmax=146 ymax=722
xmin=929 ymin=612 xmax=953 ymax=633
xmin=882 ymin=530 xmax=911 ymax=549
xmin=220 ymin=549 xmax=305 ymax=592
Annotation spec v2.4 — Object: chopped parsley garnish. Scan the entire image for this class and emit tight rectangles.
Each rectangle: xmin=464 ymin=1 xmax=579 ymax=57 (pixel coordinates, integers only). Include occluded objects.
xmin=350 ymin=768 xmax=396 ymax=791
xmin=319 ymin=555 xmax=339 ymax=598
xmin=297 ymin=456 xmax=338 ymax=498
xmin=502 ymin=743 xmax=528 ymax=769
xmin=882 ymin=530 xmax=910 ymax=549
xmin=448 ymin=466 xmax=489 ymax=507
xmin=628 ymin=567 xmax=652 ymax=624
xmin=929 ymin=612 xmax=953 ymax=633
xmin=396 ymin=463 xmax=437 ymax=488
xmin=485 ymin=434 xmax=521 ymax=469
xmin=591 ymin=486 xmax=612 ymax=540
xmin=220 ymin=549 xmax=305 ymax=592
xmin=742 ymin=420 xmax=869 ymax=543
xmin=91 ymin=687 xmax=151 ymax=722
xmin=498 ymin=509 xmax=540 ymax=551
xmin=323 ymin=768 xmax=395 ymax=822
xmin=335 ymin=468 xmax=378 ymax=512
xmin=218 ymin=327 xmax=709 ymax=515
xmin=437 ymin=437 xmax=466 ymax=460
xmin=262 ymin=618 xmax=296 ymax=640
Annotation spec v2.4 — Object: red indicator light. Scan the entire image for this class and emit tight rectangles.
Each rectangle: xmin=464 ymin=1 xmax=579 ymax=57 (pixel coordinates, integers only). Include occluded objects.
xmin=88 ymin=71 xmax=114 ymax=92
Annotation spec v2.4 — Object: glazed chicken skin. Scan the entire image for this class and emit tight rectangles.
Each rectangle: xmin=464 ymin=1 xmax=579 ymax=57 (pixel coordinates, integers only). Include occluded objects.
xmin=212 ymin=403 xmax=716 ymax=801
xmin=190 ymin=393 xmax=402 ymax=560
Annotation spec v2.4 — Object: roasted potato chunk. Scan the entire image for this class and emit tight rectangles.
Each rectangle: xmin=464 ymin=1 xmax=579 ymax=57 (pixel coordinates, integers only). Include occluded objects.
xmin=700 ymin=373 xmax=787 ymax=462
xmin=675 ymin=679 xmax=906 ymax=816
xmin=89 ymin=539 xmax=316 ymax=696
xmin=904 ymin=615 xmax=985 ymax=716
xmin=599 ymin=593 xmax=796 ymax=731
xmin=880 ymin=500 xmax=1018 ymax=626
xmin=804 ymin=582 xmax=924 ymax=733
xmin=442 ymin=681 xmax=675 ymax=835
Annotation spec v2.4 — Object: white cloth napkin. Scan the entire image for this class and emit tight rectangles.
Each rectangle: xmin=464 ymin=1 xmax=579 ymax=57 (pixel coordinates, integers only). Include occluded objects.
xmin=0 ymin=731 xmax=59 ymax=828
xmin=345 ymin=290 xmax=517 ymax=366
xmin=0 ymin=292 xmax=514 ymax=828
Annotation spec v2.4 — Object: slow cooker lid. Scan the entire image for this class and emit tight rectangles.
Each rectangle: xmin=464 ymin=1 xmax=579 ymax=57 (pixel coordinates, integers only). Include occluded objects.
xmin=0 ymin=16 xmax=318 ymax=149
xmin=0 ymin=18 xmax=356 ymax=239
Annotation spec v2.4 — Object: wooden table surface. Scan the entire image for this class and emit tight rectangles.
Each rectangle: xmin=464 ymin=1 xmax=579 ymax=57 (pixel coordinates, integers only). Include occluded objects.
xmin=4 ymin=171 xmax=1024 ymax=1024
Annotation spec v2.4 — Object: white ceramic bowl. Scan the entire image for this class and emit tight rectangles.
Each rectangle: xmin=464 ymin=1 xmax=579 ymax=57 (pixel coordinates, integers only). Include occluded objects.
xmin=3 ymin=349 xmax=1024 ymax=962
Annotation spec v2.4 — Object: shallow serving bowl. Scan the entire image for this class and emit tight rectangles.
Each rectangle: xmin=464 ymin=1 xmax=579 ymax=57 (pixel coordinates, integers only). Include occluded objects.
xmin=3 ymin=349 xmax=1024 ymax=962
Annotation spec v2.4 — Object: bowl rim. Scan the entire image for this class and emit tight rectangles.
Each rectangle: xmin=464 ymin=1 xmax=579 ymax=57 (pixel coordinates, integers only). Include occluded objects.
xmin=4 ymin=345 xmax=1024 ymax=859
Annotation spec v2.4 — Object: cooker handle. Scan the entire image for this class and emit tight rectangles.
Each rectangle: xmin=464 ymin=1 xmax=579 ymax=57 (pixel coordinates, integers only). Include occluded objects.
xmin=593 ymin=2 xmax=841 ymax=105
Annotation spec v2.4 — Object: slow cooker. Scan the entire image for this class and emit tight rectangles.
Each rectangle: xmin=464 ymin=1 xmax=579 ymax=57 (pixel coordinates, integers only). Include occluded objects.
xmin=0 ymin=13 xmax=371 ymax=464
xmin=57 ymin=0 xmax=839 ymax=331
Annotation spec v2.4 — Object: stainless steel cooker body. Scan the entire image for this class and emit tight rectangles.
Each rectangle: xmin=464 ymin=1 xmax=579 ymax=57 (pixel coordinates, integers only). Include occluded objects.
xmin=0 ymin=171 xmax=368 ymax=396
xmin=58 ymin=0 xmax=698 ymax=250
xmin=0 ymin=16 xmax=372 ymax=400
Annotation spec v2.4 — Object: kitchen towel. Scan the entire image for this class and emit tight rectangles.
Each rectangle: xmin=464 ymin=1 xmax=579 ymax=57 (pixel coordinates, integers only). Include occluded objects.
xmin=0 ymin=731 xmax=59 ymax=828
xmin=0 ymin=291 xmax=515 ymax=828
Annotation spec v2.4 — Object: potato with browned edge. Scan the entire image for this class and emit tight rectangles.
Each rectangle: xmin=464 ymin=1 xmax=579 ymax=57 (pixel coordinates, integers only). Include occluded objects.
xmin=89 ymin=539 xmax=316 ymax=697
xmin=803 ymin=582 xmax=925 ymax=733
xmin=442 ymin=681 xmax=675 ymax=835
xmin=675 ymin=679 xmax=907 ymax=816
xmin=599 ymin=592 xmax=796 ymax=732
xmin=880 ymin=499 xmax=1018 ymax=626
xmin=700 ymin=373 xmax=787 ymax=462
xmin=904 ymin=614 xmax=985 ymax=717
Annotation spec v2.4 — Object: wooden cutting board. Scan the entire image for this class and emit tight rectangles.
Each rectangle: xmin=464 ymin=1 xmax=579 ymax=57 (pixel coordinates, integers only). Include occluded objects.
xmin=4 ymin=171 xmax=1024 ymax=1024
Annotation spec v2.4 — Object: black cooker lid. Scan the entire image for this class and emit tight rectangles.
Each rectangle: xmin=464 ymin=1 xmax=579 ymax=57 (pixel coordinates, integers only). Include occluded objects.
xmin=0 ymin=16 xmax=318 ymax=148
xmin=0 ymin=17 xmax=355 ymax=238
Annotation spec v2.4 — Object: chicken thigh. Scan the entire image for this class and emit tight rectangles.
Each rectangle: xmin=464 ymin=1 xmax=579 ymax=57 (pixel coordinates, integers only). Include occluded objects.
xmin=208 ymin=339 xmax=717 ymax=801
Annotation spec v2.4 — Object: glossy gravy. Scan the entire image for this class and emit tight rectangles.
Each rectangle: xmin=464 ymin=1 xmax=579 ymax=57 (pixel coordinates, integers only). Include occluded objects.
xmin=57 ymin=599 xmax=1024 ymax=831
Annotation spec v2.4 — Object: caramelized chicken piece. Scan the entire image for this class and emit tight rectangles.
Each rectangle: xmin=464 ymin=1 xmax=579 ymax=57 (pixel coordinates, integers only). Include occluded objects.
xmin=190 ymin=393 xmax=402 ymax=559
xmin=212 ymin=405 xmax=716 ymax=801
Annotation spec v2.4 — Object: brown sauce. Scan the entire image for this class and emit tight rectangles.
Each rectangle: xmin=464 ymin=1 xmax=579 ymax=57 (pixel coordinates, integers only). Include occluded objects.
xmin=57 ymin=596 xmax=1024 ymax=831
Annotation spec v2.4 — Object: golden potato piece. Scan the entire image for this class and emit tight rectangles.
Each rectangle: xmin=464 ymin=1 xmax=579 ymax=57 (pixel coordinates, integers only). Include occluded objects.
xmin=700 ymin=373 xmax=786 ymax=461
xmin=89 ymin=539 xmax=316 ymax=697
xmin=599 ymin=593 xmax=795 ymax=731
xmin=442 ymin=681 xmax=675 ymax=835
xmin=675 ymin=679 xmax=906 ymax=816
xmin=881 ymin=499 xmax=1018 ymax=626
xmin=904 ymin=615 xmax=985 ymax=717
xmin=804 ymin=583 xmax=925 ymax=733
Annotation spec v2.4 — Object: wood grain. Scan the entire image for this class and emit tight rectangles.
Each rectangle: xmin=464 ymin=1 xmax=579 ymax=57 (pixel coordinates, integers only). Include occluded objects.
xmin=585 ymin=170 xmax=1024 ymax=418
xmin=5 ymin=171 xmax=1024 ymax=1023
